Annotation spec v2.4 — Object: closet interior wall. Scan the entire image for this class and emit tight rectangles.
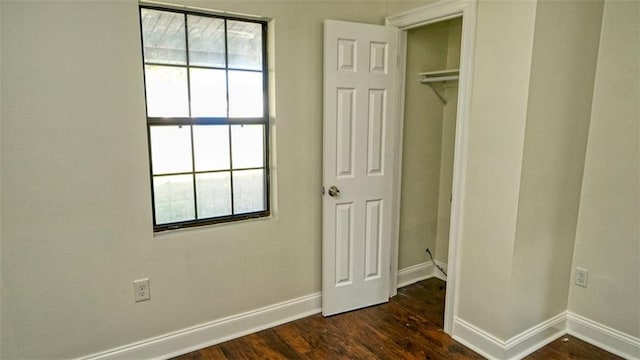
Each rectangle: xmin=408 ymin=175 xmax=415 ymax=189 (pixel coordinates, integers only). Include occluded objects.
xmin=398 ymin=18 xmax=462 ymax=271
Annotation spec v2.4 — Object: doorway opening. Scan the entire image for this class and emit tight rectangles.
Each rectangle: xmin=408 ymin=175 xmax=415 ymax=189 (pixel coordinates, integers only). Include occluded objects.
xmin=387 ymin=0 xmax=477 ymax=335
xmin=397 ymin=15 xmax=462 ymax=328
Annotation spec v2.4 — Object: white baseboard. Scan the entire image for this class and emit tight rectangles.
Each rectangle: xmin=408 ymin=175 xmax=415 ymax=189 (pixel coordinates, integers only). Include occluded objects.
xmin=452 ymin=317 xmax=507 ymax=359
xmin=79 ymin=292 xmax=322 ymax=360
xmin=454 ymin=311 xmax=640 ymax=360
xmin=504 ymin=312 xmax=566 ymax=359
xmin=452 ymin=313 xmax=565 ymax=359
xmin=397 ymin=262 xmax=435 ymax=288
xmin=397 ymin=260 xmax=448 ymax=288
xmin=567 ymin=311 xmax=640 ymax=360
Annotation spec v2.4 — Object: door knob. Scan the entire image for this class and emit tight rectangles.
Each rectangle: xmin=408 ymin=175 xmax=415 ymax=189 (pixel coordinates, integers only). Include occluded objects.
xmin=328 ymin=185 xmax=341 ymax=197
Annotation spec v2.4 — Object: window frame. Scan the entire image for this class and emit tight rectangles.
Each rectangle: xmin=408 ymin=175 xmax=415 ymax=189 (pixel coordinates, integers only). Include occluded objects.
xmin=138 ymin=5 xmax=271 ymax=232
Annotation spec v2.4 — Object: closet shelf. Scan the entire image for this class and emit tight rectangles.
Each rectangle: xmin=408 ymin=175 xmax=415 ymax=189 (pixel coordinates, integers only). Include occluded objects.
xmin=419 ymin=69 xmax=459 ymax=104
xmin=419 ymin=69 xmax=459 ymax=83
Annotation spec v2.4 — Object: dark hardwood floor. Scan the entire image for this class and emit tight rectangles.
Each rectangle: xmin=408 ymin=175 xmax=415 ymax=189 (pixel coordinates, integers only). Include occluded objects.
xmin=172 ymin=279 xmax=622 ymax=359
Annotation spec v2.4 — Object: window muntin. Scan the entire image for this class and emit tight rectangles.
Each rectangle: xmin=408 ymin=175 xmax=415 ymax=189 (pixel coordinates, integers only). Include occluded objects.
xmin=140 ymin=6 xmax=270 ymax=231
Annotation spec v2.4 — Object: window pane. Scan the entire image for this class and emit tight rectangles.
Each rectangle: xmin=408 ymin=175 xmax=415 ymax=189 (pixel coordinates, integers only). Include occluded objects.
xmin=190 ymin=68 xmax=227 ymax=117
xmin=231 ymin=125 xmax=264 ymax=169
xmin=145 ymin=65 xmax=189 ymax=117
xmin=233 ymin=169 xmax=265 ymax=214
xmin=196 ymin=172 xmax=232 ymax=218
xmin=154 ymin=175 xmax=195 ymax=224
xmin=227 ymin=20 xmax=262 ymax=70
xmin=188 ymin=15 xmax=225 ymax=68
xmin=193 ymin=125 xmax=230 ymax=171
xmin=141 ymin=9 xmax=186 ymax=65
xmin=228 ymin=71 xmax=263 ymax=117
xmin=150 ymin=126 xmax=193 ymax=174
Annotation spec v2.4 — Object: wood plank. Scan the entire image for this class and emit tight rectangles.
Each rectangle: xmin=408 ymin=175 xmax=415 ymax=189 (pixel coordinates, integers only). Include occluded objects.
xmin=273 ymin=323 xmax=312 ymax=356
xmin=195 ymin=347 xmax=226 ymax=360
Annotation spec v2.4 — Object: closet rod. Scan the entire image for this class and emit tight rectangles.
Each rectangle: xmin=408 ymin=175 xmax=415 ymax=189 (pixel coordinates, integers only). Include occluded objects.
xmin=419 ymin=75 xmax=459 ymax=83
xmin=419 ymin=70 xmax=459 ymax=104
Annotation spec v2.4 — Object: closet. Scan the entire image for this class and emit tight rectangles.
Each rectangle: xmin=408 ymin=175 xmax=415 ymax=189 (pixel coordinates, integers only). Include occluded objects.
xmin=398 ymin=18 xmax=462 ymax=295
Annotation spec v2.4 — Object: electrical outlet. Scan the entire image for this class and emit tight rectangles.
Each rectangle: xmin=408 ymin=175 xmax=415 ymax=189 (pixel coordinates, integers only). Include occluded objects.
xmin=575 ymin=267 xmax=588 ymax=288
xmin=133 ymin=278 xmax=150 ymax=302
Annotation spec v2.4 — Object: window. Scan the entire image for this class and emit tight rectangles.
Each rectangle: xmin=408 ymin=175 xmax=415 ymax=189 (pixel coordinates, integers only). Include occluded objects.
xmin=139 ymin=6 xmax=270 ymax=231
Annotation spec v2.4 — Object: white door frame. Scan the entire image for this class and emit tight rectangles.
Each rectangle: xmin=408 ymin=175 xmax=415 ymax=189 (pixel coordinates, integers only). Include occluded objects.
xmin=385 ymin=0 xmax=477 ymax=335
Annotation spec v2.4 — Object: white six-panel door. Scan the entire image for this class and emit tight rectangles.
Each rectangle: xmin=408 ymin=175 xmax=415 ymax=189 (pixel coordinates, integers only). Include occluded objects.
xmin=322 ymin=20 xmax=398 ymax=316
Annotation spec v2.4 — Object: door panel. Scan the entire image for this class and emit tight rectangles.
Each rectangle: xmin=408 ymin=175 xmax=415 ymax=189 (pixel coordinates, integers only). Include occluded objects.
xmin=367 ymin=89 xmax=386 ymax=175
xmin=364 ymin=199 xmax=383 ymax=279
xmin=335 ymin=203 xmax=354 ymax=286
xmin=336 ymin=88 xmax=356 ymax=177
xmin=322 ymin=19 xmax=398 ymax=316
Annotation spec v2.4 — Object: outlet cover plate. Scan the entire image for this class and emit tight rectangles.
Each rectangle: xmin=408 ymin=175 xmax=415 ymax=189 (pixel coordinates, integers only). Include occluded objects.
xmin=575 ymin=267 xmax=588 ymax=288
xmin=134 ymin=278 xmax=150 ymax=302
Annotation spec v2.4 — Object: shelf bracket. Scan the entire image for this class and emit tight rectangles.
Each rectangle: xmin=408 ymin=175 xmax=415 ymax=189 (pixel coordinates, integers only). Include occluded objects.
xmin=425 ymin=82 xmax=448 ymax=104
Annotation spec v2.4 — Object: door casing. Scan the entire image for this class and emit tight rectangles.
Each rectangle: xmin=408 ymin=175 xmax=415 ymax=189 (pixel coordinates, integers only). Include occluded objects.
xmin=385 ymin=0 xmax=477 ymax=335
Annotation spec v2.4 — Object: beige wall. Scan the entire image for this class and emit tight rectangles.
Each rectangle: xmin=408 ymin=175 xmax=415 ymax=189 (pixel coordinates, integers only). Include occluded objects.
xmin=457 ymin=0 xmax=637 ymax=344
xmin=0 ymin=1 xmax=428 ymax=358
xmin=399 ymin=18 xmax=461 ymax=269
xmin=399 ymin=22 xmax=447 ymax=269
xmin=568 ymin=0 xmax=640 ymax=338
xmin=509 ymin=0 xmax=603 ymax=335
xmin=456 ymin=0 xmax=538 ymax=339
